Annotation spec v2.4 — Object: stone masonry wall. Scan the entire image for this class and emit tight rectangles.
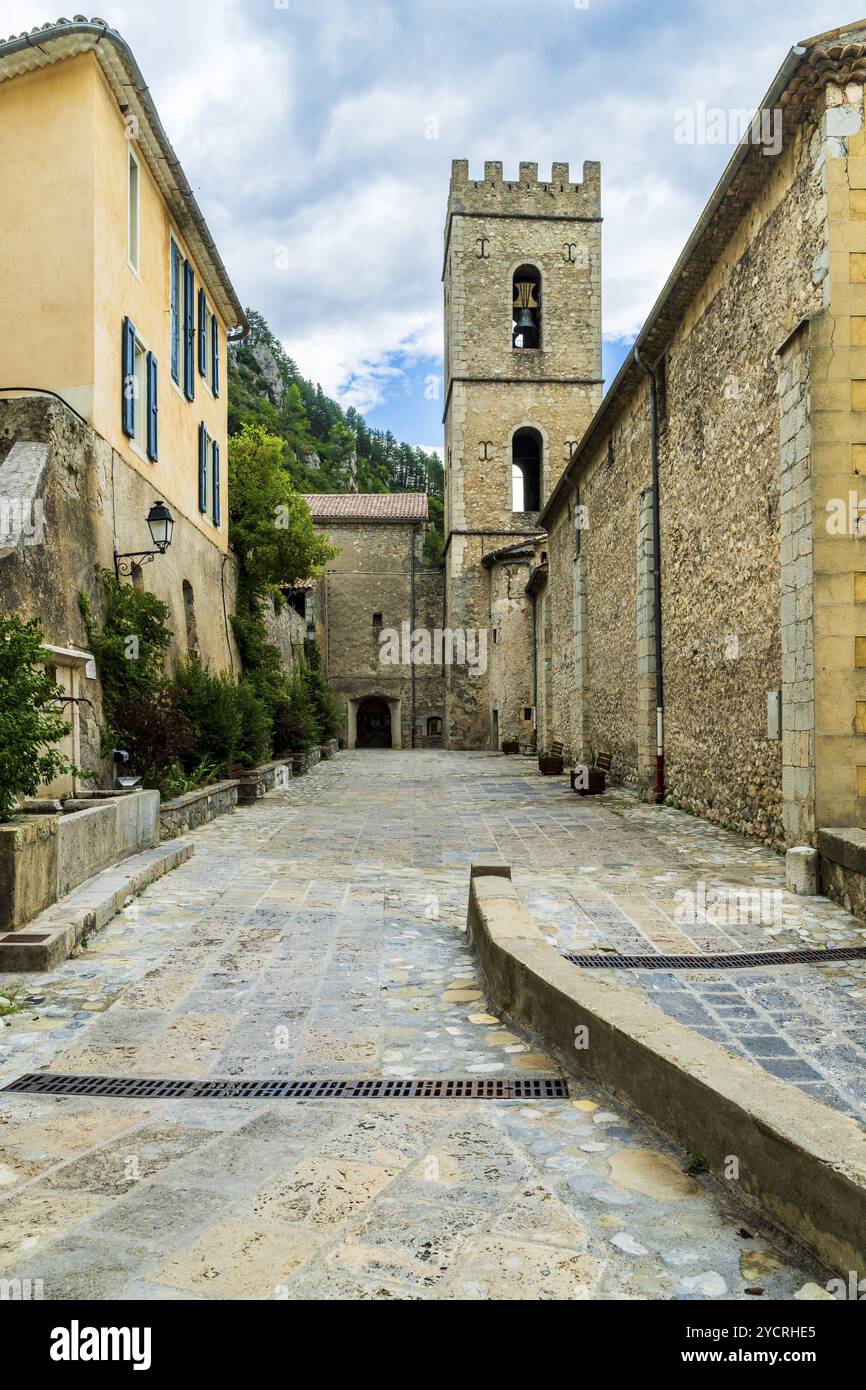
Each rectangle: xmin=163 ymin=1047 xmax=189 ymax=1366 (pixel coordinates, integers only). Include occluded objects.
xmin=488 ymin=558 xmax=533 ymax=747
xmin=0 ymin=396 xmax=240 ymax=789
xmin=316 ymin=518 xmax=445 ymax=748
xmin=540 ymin=103 xmax=826 ymax=845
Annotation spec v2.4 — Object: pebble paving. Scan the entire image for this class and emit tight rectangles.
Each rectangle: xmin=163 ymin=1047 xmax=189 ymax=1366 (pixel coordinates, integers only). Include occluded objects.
xmin=0 ymin=750 xmax=848 ymax=1300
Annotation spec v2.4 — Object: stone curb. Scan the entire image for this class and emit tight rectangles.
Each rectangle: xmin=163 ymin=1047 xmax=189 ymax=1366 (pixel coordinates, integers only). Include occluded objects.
xmin=465 ymin=863 xmax=866 ymax=1276
xmin=0 ymin=840 xmax=194 ymax=972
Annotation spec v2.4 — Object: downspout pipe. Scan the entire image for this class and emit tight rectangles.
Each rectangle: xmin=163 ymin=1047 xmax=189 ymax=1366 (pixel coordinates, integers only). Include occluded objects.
xmin=410 ymin=523 xmax=418 ymax=748
xmin=633 ymin=346 xmax=665 ymax=804
xmin=529 ymin=592 xmax=538 ymax=735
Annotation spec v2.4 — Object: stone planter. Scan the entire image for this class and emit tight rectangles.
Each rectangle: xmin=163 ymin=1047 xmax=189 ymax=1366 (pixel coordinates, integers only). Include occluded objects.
xmin=236 ymin=759 xmax=292 ymax=805
xmin=0 ymin=790 xmax=160 ymax=932
xmin=159 ymin=779 xmax=239 ymax=840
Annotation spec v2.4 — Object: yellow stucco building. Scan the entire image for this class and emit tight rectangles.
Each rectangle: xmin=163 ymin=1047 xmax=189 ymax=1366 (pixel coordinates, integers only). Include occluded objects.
xmin=0 ymin=18 xmax=245 ymax=543
xmin=0 ymin=19 xmax=247 ymax=792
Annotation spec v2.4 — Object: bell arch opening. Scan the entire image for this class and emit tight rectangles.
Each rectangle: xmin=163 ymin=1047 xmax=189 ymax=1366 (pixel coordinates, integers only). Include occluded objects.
xmin=512 ymin=265 xmax=541 ymax=349
xmin=512 ymin=427 xmax=542 ymax=512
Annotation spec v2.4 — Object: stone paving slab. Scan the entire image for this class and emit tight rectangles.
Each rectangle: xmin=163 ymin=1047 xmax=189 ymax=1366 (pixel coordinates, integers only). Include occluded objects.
xmin=0 ymin=751 xmax=843 ymax=1301
xmin=517 ymin=789 xmax=866 ymax=1121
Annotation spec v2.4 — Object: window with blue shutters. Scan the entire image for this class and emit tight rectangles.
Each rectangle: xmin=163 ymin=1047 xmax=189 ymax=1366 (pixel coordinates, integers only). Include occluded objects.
xmin=183 ymin=261 xmax=195 ymax=401
xmin=146 ymin=353 xmax=158 ymax=461
xmin=170 ymin=240 xmax=181 ymax=383
xmin=212 ymin=316 xmax=220 ymax=397
xmin=198 ymin=288 xmax=207 ymax=377
xmin=212 ymin=440 xmax=221 ymax=527
xmin=122 ymin=317 xmax=136 ymax=436
xmin=198 ymin=422 xmax=208 ymax=513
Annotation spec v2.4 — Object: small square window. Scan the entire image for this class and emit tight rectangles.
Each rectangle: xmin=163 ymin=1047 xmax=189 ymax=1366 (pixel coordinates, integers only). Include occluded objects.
xmin=372 ymin=612 xmax=383 ymax=626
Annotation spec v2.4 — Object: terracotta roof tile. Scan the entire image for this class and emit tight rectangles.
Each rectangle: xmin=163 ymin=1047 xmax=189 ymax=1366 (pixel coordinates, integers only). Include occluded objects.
xmin=303 ymin=493 xmax=428 ymax=522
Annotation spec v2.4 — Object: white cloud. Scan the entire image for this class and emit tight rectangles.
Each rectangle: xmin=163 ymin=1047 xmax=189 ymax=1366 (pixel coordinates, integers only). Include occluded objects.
xmin=0 ymin=0 xmax=853 ymax=438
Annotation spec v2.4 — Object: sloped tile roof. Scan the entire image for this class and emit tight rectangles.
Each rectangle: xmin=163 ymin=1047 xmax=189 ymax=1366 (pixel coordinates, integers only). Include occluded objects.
xmin=303 ymin=493 xmax=428 ymax=522
xmin=0 ymin=19 xmax=245 ymax=329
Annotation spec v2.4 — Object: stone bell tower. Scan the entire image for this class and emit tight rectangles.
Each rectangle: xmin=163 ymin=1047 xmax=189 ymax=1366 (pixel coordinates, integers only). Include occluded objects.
xmin=442 ymin=158 xmax=602 ymax=748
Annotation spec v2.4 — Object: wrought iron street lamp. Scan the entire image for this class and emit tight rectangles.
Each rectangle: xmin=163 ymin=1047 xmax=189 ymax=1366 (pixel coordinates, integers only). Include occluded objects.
xmin=114 ymin=500 xmax=175 ymax=579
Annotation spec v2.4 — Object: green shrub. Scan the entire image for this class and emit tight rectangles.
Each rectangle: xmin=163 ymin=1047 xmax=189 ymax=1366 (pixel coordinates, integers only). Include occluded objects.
xmin=171 ymin=660 xmax=243 ymax=774
xmin=230 ymin=604 xmax=289 ymax=718
xmin=0 ymin=615 xmax=74 ymax=821
xmin=301 ymin=647 xmax=341 ymax=741
xmin=108 ymin=689 xmax=195 ymax=793
xmin=80 ymin=569 xmax=172 ymax=708
xmin=272 ymin=667 xmax=319 ymax=752
xmin=235 ymin=679 xmax=272 ymax=768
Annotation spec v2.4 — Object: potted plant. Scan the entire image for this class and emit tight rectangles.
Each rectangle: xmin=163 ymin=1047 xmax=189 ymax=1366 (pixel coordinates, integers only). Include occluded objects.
xmin=538 ymin=747 xmax=564 ymax=775
xmin=502 ymin=739 xmax=519 ymax=754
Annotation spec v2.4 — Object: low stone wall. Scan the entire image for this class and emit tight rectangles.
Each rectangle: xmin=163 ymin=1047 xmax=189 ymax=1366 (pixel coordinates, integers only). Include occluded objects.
xmin=0 ymin=790 xmax=160 ymax=932
xmin=817 ymin=828 xmax=866 ymax=921
xmin=466 ymin=862 xmax=866 ymax=1276
xmin=159 ymin=779 xmax=239 ymax=841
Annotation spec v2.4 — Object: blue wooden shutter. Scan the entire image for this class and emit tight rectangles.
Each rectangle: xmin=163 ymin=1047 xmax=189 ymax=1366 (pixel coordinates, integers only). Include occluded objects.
xmin=146 ymin=353 xmax=158 ymax=461
xmin=198 ymin=288 xmax=207 ymax=376
xmin=170 ymin=245 xmax=180 ymax=382
xmin=183 ymin=261 xmax=195 ymax=400
xmin=211 ymin=315 xmax=220 ymax=397
xmin=198 ymin=423 xmax=208 ymax=512
xmin=212 ymin=441 xmax=221 ymax=526
xmin=121 ymin=316 xmax=136 ymax=436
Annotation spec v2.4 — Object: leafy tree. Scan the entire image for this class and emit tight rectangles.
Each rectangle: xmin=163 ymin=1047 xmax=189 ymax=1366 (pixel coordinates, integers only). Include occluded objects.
xmin=228 ymin=424 xmax=335 ymax=595
xmin=0 ymin=615 xmax=73 ymax=821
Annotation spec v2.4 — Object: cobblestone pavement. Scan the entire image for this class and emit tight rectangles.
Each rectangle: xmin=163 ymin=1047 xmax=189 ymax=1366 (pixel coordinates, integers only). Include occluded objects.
xmin=0 ymin=751 xmax=845 ymax=1300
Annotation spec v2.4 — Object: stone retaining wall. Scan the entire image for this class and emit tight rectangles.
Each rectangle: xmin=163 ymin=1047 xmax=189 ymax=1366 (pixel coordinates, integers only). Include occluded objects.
xmin=817 ymin=827 xmax=866 ymax=920
xmin=465 ymin=862 xmax=866 ymax=1276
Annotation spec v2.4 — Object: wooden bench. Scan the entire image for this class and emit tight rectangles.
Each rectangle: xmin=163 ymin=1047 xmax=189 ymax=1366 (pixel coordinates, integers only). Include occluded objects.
xmin=570 ymin=750 xmax=612 ymax=795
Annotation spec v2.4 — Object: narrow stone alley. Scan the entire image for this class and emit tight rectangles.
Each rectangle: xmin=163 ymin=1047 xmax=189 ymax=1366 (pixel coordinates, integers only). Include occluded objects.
xmin=2 ymin=750 xmax=856 ymax=1300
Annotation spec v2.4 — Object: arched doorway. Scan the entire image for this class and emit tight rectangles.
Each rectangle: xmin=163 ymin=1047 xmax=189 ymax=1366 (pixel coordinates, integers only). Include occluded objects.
xmin=356 ymin=696 xmax=392 ymax=748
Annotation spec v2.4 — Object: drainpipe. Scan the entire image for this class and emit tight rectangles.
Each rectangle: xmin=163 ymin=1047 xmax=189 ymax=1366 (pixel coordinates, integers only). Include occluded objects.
xmin=529 ymin=591 xmax=538 ymax=733
xmin=633 ymin=346 xmax=665 ymax=804
xmin=410 ymin=523 xmax=418 ymax=748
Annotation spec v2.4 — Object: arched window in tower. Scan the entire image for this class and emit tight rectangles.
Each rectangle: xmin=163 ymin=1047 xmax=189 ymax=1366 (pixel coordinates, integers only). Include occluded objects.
xmin=512 ymin=265 xmax=541 ymax=349
xmin=512 ymin=428 xmax=542 ymax=512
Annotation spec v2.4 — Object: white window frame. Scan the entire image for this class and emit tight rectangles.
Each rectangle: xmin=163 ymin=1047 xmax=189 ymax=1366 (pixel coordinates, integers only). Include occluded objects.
xmin=200 ymin=298 xmax=215 ymax=396
xmin=127 ymin=147 xmax=141 ymax=277
xmin=130 ymin=331 xmax=149 ymax=461
xmin=170 ymin=232 xmax=189 ymax=397
xmin=200 ymin=423 xmax=210 ymax=516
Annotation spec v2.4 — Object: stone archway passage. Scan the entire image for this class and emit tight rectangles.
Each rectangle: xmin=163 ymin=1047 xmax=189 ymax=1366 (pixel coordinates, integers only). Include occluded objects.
xmin=356 ymin=696 xmax=392 ymax=749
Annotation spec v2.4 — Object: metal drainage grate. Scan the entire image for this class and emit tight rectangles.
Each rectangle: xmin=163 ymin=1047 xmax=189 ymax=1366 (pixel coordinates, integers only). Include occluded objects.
xmin=0 ymin=1072 xmax=568 ymax=1101
xmin=562 ymin=945 xmax=866 ymax=971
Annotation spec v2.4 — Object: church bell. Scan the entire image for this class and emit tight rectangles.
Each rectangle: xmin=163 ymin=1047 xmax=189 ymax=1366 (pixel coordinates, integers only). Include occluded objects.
xmin=513 ymin=279 xmax=539 ymax=347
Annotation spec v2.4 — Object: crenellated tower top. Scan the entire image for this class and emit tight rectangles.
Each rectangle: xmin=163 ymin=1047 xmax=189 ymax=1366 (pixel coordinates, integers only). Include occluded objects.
xmin=448 ymin=159 xmax=601 ymax=220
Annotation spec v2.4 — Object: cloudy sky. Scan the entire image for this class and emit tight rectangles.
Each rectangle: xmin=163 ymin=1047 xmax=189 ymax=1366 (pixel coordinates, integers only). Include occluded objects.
xmin=2 ymin=1 xmax=854 ymax=448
